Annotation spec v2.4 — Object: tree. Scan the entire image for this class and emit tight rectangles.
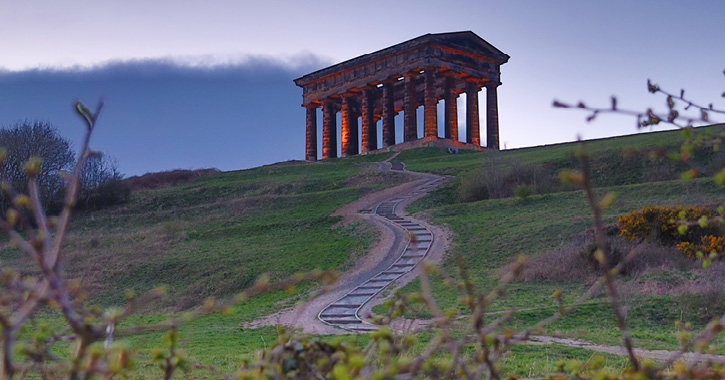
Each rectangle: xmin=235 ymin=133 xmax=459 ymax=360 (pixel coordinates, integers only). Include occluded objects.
xmin=0 ymin=121 xmax=75 ymax=206
xmin=76 ymin=153 xmax=131 ymax=210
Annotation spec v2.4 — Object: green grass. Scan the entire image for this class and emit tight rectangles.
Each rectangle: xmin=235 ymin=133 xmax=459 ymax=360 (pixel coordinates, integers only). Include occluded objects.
xmin=377 ymin=125 xmax=725 ymax=355
xmin=4 ymin=125 xmax=725 ymax=377
xmin=3 ymin=152 xmax=408 ymax=376
xmin=396 ymin=178 xmax=722 ymax=341
xmin=395 ymin=124 xmax=725 ymax=179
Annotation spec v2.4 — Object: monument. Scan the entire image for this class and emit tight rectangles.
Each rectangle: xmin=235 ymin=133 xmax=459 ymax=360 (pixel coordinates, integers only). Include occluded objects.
xmin=294 ymin=31 xmax=509 ymax=160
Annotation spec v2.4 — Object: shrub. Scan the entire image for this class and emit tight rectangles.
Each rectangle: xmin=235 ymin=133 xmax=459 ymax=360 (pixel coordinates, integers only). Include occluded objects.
xmin=458 ymin=156 xmax=558 ymax=202
xmin=677 ymin=235 xmax=725 ymax=259
xmin=513 ymin=184 xmax=533 ymax=199
xmin=618 ymin=206 xmax=724 ymax=259
xmin=73 ymin=154 xmax=132 ymax=210
xmin=75 ymin=176 xmax=132 ymax=210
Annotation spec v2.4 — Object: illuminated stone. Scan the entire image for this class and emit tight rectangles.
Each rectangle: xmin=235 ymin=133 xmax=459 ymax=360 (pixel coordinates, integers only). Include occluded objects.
xmin=423 ymin=68 xmax=438 ymax=138
xmin=294 ymin=31 xmax=509 ymax=158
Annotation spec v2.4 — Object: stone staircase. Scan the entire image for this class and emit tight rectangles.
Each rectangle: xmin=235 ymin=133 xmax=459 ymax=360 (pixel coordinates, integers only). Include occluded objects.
xmin=318 ymin=174 xmax=446 ymax=332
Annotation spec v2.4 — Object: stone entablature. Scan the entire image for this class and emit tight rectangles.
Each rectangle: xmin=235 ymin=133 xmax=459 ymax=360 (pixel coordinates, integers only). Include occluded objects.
xmin=294 ymin=31 xmax=509 ymax=160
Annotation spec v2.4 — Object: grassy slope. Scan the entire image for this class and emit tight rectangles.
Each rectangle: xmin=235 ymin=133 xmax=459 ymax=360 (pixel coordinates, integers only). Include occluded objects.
xmin=380 ymin=125 xmax=725 ymax=369
xmin=3 ymin=125 xmax=724 ymax=377
xmin=1 ymin=153 xmax=406 ymax=375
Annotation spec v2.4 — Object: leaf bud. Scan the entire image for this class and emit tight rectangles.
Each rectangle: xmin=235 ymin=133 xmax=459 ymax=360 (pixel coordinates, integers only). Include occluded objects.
xmin=599 ymin=192 xmax=618 ymax=209
xmin=698 ymin=216 xmax=709 ymax=228
xmin=559 ymin=170 xmax=584 ymax=185
xmin=23 ymin=157 xmax=42 ymax=177
xmin=13 ymin=195 xmax=31 ymax=209
xmin=677 ymin=224 xmax=688 ymax=235
xmin=6 ymin=209 xmax=19 ymax=226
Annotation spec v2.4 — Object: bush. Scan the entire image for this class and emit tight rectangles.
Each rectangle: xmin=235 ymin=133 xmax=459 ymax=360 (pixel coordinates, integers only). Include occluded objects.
xmin=73 ymin=154 xmax=131 ymax=210
xmin=677 ymin=235 xmax=725 ymax=259
xmin=617 ymin=205 xmax=724 ymax=258
xmin=458 ymin=155 xmax=558 ymax=202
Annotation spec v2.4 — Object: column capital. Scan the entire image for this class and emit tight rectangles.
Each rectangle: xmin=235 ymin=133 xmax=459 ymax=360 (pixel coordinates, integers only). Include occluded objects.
xmin=303 ymin=102 xmax=320 ymax=109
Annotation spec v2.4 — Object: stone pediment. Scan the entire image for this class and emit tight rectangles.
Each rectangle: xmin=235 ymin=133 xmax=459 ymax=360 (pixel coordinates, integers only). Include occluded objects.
xmin=426 ymin=31 xmax=509 ymax=63
xmin=294 ymin=31 xmax=508 ymax=89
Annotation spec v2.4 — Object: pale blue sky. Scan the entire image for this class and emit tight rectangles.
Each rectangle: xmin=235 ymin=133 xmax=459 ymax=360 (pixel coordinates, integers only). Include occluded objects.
xmin=1 ymin=1 xmax=723 ymax=174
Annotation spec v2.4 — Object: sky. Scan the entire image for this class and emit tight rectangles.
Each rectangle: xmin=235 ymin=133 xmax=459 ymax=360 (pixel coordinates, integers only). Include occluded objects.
xmin=1 ymin=0 xmax=723 ymax=175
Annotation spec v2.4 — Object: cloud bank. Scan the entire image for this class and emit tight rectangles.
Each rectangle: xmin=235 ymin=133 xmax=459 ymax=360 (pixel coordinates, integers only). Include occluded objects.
xmin=0 ymin=54 xmax=332 ymax=175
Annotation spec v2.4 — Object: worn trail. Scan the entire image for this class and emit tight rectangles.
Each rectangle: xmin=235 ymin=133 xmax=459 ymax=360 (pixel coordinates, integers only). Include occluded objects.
xmin=318 ymin=161 xmax=446 ymax=332
xmin=245 ymin=158 xmax=448 ymax=334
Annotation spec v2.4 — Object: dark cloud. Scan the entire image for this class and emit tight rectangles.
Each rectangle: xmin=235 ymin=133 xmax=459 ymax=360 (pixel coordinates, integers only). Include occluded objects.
xmin=0 ymin=54 xmax=332 ymax=175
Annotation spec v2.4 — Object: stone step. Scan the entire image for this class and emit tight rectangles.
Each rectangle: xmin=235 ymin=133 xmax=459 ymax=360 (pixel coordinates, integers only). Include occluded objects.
xmin=329 ymin=304 xmax=359 ymax=308
xmin=325 ymin=319 xmax=362 ymax=324
xmin=320 ymin=313 xmax=356 ymax=318
xmin=349 ymin=291 xmax=377 ymax=296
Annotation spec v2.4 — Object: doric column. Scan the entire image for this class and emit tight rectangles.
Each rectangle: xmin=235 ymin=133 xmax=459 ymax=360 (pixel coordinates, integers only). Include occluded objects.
xmin=382 ymin=79 xmax=396 ymax=147
xmin=465 ymin=79 xmax=480 ymax=146
xmin=361 ymin=87 xmax=376 ymax=152
xmin=403 ymin=72 xmax=418 ymax=142
xmin=444 ymin=75 xmax=458 ymax=141
xmin=341 ymin=95 xmax=353 ymax=157
xmin=486 ymin=83 xmax=500 ymax=150
xmin=349 ymin=98 xmax=360 ymax=156
xmin=305 ymin=105 xmax=317 ymax=161
xmin=322 ymin=99 xmax=337 ymax=159
xmin=423 ymin=68 xmax=438 ymax=138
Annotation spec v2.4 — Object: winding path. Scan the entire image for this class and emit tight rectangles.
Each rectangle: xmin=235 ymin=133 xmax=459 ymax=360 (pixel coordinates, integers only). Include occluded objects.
xmin=317 ymin=162 xmax=446 ymax=332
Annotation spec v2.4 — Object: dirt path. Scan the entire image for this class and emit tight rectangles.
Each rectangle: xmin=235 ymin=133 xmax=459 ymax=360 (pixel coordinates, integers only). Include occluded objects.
xmin=245 ymin=157 xmax=451 ymax=334
xmin=524 ymin=335 xmax=725 ymax=364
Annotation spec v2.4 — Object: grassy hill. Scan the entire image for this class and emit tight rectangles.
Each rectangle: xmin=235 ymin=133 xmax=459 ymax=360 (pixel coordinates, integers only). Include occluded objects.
xmin=380 ymin=124 xmax=725 ymax=374
xmin=2 ymin=124 xmax=723 ymax=377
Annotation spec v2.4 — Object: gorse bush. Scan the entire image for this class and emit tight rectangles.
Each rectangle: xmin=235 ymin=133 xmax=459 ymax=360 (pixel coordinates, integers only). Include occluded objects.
xmin=677 ymin=235 xmax=725 ymax=259
xmin=618 ymin=205 xmax=725 ymax=258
